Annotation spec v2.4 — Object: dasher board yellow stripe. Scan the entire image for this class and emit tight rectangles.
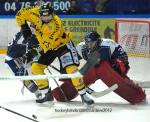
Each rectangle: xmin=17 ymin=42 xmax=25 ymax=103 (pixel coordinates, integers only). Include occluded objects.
xmin=127 ymin=53 xmax=150 ymax=58
xmin=0 ymin=49 xmax=7 ymax=54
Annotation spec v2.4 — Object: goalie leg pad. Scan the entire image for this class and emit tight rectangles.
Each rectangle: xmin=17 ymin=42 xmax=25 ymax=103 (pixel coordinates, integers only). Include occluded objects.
xmin=95 ymin=61 xmax=146 ymax=105
xmin=52 ymin=82 xmax=78 ymax=102
xmin=83 ymin=67 xmax=97 ymax=86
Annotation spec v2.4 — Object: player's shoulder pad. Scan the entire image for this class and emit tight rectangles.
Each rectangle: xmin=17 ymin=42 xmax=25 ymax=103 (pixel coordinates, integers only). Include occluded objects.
xmin=101 ymin=38 xmax=117 ymax=47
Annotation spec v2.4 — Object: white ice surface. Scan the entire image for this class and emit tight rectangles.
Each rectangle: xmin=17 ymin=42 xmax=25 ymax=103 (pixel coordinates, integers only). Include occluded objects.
xmin=0 ymin=54 xmax=150 ymax=122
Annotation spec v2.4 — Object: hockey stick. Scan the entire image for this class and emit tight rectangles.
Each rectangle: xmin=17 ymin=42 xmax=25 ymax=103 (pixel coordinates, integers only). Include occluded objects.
xmin=134 ymin=80 xmax=150 ymax=88
xmin=46 ymin=66 xmax=68 ymax=101
xmin=24 ymin=42 xmax=28 ymax=76
xmin=0 ymin=73 xmax=82 ymax=81
xmin=90 ymin=84 xmax=118 ymax=98
xmin=21 ymin=42 xmax=29 ymax=94
xmin=49 ymin=65 xmax=118 ymax=98
xmin=0 ymin=106 xmax=38 ymax=122
xmin=49 ymin=65 xmax=60 ymax=72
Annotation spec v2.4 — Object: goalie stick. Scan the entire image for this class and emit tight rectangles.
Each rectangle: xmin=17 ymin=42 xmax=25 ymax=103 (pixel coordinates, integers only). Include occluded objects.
xmin=49 ymin=65 xmax=118 ymax=98
xmin=89 ymin=84 xmax=118 ymax=98
xmin=134 ymin=80 xmax=150 ymax=88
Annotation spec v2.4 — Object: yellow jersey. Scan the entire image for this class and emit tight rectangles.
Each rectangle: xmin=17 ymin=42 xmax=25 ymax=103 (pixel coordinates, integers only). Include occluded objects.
xmin=16 ymin=6 xmax=72 ymax=52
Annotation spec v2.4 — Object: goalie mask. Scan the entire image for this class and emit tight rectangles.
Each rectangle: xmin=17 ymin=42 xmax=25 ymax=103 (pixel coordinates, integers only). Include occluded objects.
xmin=40 ymin=2 xmax=54 ymax=23
xmin=84 ymin=31 xmax=102 ymax=51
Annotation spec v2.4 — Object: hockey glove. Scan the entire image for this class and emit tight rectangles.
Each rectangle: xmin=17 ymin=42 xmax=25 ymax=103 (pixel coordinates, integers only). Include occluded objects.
xmin=21 ymin=22 xmax=32 ymax=42
xmin=79 ymin=50 xmax=101 ymax=75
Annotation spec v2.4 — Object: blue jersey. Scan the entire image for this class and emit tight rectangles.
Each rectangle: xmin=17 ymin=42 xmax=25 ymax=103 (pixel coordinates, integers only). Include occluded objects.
xmin=76 ymin=38 xmax=128 ymax=62
xmin=7 ymin=31 xmax=26 ymax=59
xmin=7 ymin=31 xmax=39 ymax=59
xmin=5 ymin=31 xmax=41 ymax=76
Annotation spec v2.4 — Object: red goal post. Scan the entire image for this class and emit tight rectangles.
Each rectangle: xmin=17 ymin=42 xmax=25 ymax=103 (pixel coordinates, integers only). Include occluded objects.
xmin=115 ymin=19 xmax=150 ymax=58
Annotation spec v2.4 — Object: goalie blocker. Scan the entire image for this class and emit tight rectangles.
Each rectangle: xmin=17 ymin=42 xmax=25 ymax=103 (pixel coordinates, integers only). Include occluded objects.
xmin=52 ymin=61 xmax=146 ymax=105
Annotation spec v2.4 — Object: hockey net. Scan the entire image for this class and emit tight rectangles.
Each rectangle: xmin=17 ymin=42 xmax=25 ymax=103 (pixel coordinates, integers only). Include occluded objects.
xmin=115 ymin=19 xmax=150 ymax=83
xmin=115 ymin=19 xmax=150 ymax=58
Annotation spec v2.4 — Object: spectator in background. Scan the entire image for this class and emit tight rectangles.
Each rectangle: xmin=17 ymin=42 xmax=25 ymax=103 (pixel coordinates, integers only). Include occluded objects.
xmin=104 ymin=26 xmax=115 ymax=39
xmin=94 ymin=0 xmax=108 ymax=14
xmin=66 ymin=0 xmax=81 ymax=14
xmin=104 ymin=0 xmax=150 ymax=14
xmin=76 ymin=0 xmax=96 ymax=14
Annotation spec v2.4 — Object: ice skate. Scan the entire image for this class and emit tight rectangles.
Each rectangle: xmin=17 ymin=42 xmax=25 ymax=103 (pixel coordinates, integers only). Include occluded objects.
xmin=35 ymin=88 xmax=54 ymax=103
xmin=80 ymin=93 xmax=94 ymax=105
xmin=86 ymin=86 xmax=94 ymax=94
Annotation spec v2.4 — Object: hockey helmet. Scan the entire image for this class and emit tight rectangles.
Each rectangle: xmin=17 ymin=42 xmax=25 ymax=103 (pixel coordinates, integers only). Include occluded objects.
xmin=84 ymin=31 xmax=101 ymax=50
xmin=40 ymin=2 xmax=54 ymax=23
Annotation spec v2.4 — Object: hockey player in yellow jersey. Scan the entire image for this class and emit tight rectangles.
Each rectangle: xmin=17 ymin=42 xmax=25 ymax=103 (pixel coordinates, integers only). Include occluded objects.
xmin=16 ymin=2 xmax=94 ymax=105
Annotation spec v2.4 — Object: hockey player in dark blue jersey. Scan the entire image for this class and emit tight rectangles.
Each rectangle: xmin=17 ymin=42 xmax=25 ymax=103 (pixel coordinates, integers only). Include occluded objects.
xmin=76 ymin=31 xmax=130 ymax=76
xmin=5 ymin=31 xmax=41 ymax=75
xmin=5 ymin=30 xmax=45 ymax=100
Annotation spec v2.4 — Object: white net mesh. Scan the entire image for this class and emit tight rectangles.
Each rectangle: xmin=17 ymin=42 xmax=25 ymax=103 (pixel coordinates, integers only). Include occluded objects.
xmin=115 ymin=19 xmax=150 ymax=82
xmin=116 ymin=20 xmax=150 ymax=58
